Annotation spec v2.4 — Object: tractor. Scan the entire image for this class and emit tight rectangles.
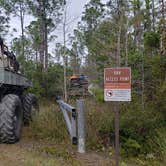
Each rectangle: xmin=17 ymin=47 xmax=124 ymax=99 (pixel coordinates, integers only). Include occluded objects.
xmin=69 ymin=74 xmax=89 ymax=97
xmin=0 ymin=37 xmax=38 ymax=144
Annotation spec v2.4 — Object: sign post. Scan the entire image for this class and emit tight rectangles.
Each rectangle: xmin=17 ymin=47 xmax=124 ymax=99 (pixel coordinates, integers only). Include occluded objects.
xmin=104 ymin=67 xmax=131 ymax=166
xmin=114 ymin=103 xmax=119 ymax=166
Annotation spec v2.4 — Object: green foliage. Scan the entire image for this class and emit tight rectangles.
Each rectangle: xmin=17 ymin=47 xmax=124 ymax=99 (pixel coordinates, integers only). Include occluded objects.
xmin=122 ymin=138 xmax=141 ymax=156
xmin=119 ymin=99 xmax=165 ymax=156
xmin=82 ymin=0 xmax=104 ymax=30
xmin=155 ymin=81 xmax=166 ymax=119
xmin=154 ymin=128 xmax=166 ymax=159
xmin=20 ymin=59 xmax=64 ymax=98
xmin=44 ymin=65 xmax=64 ymax=97
xmin=84 ymin=94 xmax=166 ymax=160
xmin=128 ymin=51 xmax=142 ymax=80
xmin=144 ymin=32 xmax=160 ymax=49
xmin=29 ymin=80 xmax=44 ymax=98
xmin=89 ymin=86 xmax=104 ymax=102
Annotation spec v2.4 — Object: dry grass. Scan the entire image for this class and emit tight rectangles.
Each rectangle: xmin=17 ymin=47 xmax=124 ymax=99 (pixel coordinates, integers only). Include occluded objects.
xmin=27 ymin=100 xmax=69 ymax=143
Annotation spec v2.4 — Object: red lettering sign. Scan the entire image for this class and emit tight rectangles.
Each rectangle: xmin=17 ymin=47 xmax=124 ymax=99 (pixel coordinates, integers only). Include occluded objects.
xmin=104 ymin=67 xmax=131 ymax=101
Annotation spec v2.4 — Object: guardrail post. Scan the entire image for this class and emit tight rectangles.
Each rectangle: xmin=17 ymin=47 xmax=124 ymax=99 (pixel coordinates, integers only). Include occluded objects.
xmin=77 ymin=99 xmax=86 ymax=153
xmin=71 ymin=108 xmax=77 ymax=145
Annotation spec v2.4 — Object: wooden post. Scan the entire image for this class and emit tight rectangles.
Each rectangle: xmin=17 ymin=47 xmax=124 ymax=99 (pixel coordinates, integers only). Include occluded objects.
xmin=114 ymin=103 xmax=119 ymax=166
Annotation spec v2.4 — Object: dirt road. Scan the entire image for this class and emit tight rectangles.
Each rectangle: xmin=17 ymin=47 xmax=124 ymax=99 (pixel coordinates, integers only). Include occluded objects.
xmin=0 ymin=128 xmax=112 ymax=166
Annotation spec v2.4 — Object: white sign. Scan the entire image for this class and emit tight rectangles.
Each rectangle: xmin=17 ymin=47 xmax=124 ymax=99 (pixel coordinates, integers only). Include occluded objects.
xmin=104 ymin=89 xmax=131 ymax=101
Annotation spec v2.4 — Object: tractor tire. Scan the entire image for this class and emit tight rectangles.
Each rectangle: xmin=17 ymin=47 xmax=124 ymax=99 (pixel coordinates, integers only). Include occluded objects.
xmin=0 ymin=94 xmax=23 ymax=143
xmin=23 ymin=93 xmax=39 ymax=125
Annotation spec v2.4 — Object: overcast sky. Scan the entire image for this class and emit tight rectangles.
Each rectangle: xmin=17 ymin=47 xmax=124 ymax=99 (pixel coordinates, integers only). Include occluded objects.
xmin=8 ymin=0 xmax=90 ymax=52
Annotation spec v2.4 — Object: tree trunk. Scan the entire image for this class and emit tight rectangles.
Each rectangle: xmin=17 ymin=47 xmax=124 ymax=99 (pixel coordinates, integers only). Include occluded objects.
xmin=19 ymin=2 xmax=25 ymax=60
xmin=145 ymin=0 xmax=151 ymax=31
xmin=125 ymin=20 xmax=128 ymax=66
xmin=73 ymin=46 xmax=80 ymax=74
xmin=161 ymin=0 xmax=165 ymax=21
xmin=160 ymin=0 xmax=166 ymax=55
xmin=116 ymin=0 xmax=122 ymax=67
xmin=44 ymin=21 xmax=48 ymax=72
xmin=39 ymin=20 xmax=44 ymax=70
xmin=63 ymin=6 xmax=67 ymax=101
xmin=152 ymin=0 xmax=155 ymax=31
xmin=141 ymin=53 xmax=145 ymax=111
xmin=76 ymin=51 xmax=80 ymax=74
xmin=35 ymin=49 xmax=38 ymax=68
xmin=117 ymin=25 xmax=121 ymax=67
xmin=38 ymin=1 xmax=45 ymax=71
xmin=133 ymin=0 xmax=145 ymax=111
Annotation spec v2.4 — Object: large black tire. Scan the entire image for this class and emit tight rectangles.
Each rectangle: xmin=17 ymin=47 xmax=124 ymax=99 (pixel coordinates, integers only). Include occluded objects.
xmin=23 ymin=93 xmax=39 ymax=125
xmin=0 ymin=94 xmax=23 ymax=143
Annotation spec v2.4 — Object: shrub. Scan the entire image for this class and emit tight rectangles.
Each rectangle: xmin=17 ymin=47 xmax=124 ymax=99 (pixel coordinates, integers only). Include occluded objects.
xmin=122 ymin=138 xmax=141 ymax=156
xmin=84 ymin=96 xmax=166 ymax=158
xmin=119 ymin=103 xmax=164 ymax=156
xmin=144 ymin=31 xmax=160 ymax=49
xmin=88 ymin=85 xmax=104 ymax=102
xmin=156 ymin=129 xmax=166 ymax=160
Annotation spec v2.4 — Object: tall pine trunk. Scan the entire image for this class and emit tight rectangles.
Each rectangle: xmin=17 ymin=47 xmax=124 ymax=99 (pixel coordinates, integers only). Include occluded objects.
xmin=44 ymin=20 xmax=48 ymax=72
xmin=39 ymin=19 xmax=45 ymax=70
xmin=20 ymin=5 xmax=24 ymax=60
xmin=125 ymin=20 xmax=128 ymax=66
xmin=63 ymin=6 xmax=67 ymax=101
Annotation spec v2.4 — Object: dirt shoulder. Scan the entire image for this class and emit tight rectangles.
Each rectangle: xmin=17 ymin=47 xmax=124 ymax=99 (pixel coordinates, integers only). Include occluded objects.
xmin=0 ymin=139 xmax=63 ymax=166
xmin=0 ymin=128 xmax=112 ymax=166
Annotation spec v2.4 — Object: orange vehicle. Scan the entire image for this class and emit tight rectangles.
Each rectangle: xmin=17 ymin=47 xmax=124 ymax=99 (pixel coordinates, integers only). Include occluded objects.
xmin=69 ymin=74 xmax=89 ymax=97
xmin=70 ymin=74 xmax=88 ymax=86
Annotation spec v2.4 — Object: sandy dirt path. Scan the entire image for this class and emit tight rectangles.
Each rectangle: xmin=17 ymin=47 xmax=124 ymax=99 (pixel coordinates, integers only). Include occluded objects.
xmin=0 ymin=134 xmax=112 ymax=166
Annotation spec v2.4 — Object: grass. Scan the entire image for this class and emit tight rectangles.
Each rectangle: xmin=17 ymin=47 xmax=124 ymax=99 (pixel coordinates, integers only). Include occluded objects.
xmin=21 ymin=100 xmax=81 ymax=165
xmin=27 ymin=100 xmax=69 ymax=143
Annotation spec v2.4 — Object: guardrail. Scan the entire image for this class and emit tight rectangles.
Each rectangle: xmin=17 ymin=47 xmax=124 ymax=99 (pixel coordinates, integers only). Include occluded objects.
xmin=56 ymin=99 xmax=77 ymax=145
xmin=56 ymin=98 xmax=86 ymax=153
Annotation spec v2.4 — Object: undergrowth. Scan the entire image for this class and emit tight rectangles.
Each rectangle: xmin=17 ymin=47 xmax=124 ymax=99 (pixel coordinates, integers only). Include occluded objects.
xmin=26 ymin=97 xmax=166 ymax=165
xmin=28 ymin=100 xmax=69 ymax=143
xmin=83 ymin=96 xmax=166 ymax=165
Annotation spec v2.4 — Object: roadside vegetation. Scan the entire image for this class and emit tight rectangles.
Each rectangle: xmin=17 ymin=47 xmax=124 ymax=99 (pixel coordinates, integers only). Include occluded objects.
xmin=22 ymin=97 xmax=165 ymax=166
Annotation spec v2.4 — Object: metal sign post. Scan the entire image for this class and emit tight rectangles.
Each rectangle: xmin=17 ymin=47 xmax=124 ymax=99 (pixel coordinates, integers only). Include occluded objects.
xmin=77 ymin=99 xmax=86 ymax=153
xmin=104 ymin=67 xmax=131 ymax=166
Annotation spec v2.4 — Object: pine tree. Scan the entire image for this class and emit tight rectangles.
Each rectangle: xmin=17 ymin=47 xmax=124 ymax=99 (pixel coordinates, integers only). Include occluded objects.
xmin=27 ymin=0 xmax=65 ymax=71
xmin=0 ymin=0 xmax=27 ymax=58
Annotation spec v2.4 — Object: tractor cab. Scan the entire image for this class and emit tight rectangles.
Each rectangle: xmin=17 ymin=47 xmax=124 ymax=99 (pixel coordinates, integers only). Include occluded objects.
xmin=70 ymin=74 xmax=88 ymax=87
xmin=0 ymin=37 xmax=20 ymax=72
xmin=69 ymin=74 xmax=89 ymax=97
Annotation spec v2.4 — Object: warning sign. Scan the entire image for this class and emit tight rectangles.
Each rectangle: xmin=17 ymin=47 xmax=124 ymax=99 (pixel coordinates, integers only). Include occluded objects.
xmin=106 ymin=90 xmax=113 ymax=97
xmin=104 ymin=67 xmax=131 ymax=101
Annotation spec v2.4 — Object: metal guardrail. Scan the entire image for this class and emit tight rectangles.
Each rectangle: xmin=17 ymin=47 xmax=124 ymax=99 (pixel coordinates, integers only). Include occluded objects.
xmin=57 ymin=99 xmax=77 ymax=145
xmin=56 ymin=98 xmax=86 ymax=153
